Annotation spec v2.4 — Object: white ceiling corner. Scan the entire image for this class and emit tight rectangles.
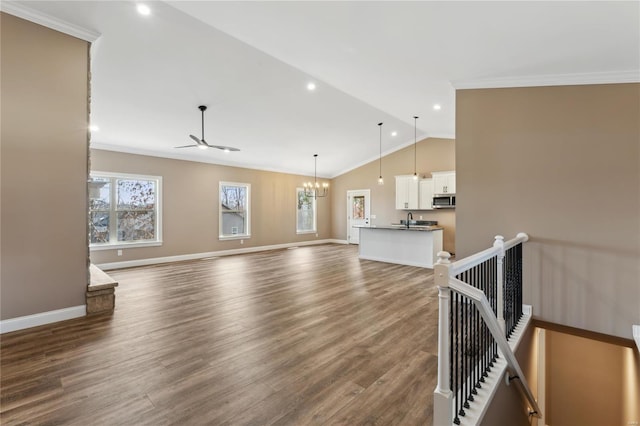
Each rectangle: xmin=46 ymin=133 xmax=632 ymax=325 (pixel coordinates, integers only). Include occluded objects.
xmin=1 ymin=1 xmax=100 ymax=42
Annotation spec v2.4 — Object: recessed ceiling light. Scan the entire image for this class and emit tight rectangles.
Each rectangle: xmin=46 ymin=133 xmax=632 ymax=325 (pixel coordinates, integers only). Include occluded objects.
xmin=433 ymin=104 xmax=442 ymax=110
xmin=307 ymin=82 xmax=316 ymax=91
xmin=89 ymin=125 xmax=99 ymax=132
xmin=391 ymin=131 xmax=397 ymax=137
xmin=137 ymin=4 xmax=151 ymax=16
xmin=198 ymin=145 xmax=208 ymax=150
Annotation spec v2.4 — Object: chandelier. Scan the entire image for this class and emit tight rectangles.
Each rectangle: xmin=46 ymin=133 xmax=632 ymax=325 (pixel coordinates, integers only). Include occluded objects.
xmin=303 ymin=154 xmax=329 ymax=199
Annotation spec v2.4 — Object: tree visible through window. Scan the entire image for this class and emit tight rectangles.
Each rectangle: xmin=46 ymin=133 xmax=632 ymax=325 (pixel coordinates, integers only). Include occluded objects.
xmin=89 ymin=173 xmax=162 ymax=247
xmin=220 ymin=182 xmax=250 ymax=238
xmin=297 ymin=188 xmax=317 ymax=234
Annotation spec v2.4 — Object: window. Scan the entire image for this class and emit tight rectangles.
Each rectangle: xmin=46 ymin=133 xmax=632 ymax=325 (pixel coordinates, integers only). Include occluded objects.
xmin=220 ymin=182 xmax=250 ymax=239
xmin=296 ymin=188 xmax=317 ymax=234
xmin=89 ymin=172 xmax=162 ymax=249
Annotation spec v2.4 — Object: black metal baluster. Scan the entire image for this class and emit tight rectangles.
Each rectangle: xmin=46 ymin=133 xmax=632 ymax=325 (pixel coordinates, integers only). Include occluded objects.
xmin=473 ymin=298 xmax=479 ymax=395
xmin=517 ymin=243 xmax=523 ymax=323
xmin=453 ymin=291 xmax=460 ymax=425
xmin=458 ymin=296 xmax=468 ymax=416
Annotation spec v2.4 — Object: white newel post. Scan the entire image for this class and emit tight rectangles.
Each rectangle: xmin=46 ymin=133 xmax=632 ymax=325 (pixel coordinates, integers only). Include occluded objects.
xmin=493 ymin=235 xmax=506 ymax=334
xmin=433 ymin=251 xmax=453 ymax=426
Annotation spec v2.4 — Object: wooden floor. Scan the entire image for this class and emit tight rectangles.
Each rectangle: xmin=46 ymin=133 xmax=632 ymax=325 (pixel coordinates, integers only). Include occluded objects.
xmin=1 ymin=244 xmax=439 ymax=425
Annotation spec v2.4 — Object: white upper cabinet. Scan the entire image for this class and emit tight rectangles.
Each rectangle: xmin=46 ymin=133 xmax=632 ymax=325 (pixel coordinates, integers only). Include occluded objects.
xmin=419 ymin=178 xmax=434 ymax=210
xmin=432 ymin=171 xmax=456 ymax=194
xmin=395 ymin=175 xmax=419 ymax=210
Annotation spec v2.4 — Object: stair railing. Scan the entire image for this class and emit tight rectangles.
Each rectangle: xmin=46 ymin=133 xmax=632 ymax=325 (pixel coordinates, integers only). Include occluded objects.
xmin=433 ymin=233 xmax=541 ymax=425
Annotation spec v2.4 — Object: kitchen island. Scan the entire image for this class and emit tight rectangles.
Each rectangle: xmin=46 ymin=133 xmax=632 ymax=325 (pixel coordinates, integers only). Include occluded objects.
xmin=356 ymin=225 xmax=443 ymax=268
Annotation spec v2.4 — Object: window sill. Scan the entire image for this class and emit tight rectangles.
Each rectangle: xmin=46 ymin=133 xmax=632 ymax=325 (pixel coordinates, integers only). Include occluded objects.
xmin=90 ymin=241 xmax=163 ymax=251
xmin=219 ymin=235 xmax=251 ymax=241
xmin=296 ymin=230 xmax=317 ymax=235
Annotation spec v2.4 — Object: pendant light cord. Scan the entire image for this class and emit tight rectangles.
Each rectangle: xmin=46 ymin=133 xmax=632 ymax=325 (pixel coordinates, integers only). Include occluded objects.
xmin=314 ymin=154 xmax=318 ymax=186
xmin=378 ymin=122 xmax=383 ymax=179
xmin=413 ymin=116 xmax=419 ymax=177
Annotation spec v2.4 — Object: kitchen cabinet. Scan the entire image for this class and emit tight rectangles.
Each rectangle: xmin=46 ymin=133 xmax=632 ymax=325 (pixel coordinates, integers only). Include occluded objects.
xmin=395 ymin=175 xmax=419 ymax=210
xmin=432 ymin=171 xmax=456 ymax=194
xmin=419 ymin=178 xmax=434 ymax=210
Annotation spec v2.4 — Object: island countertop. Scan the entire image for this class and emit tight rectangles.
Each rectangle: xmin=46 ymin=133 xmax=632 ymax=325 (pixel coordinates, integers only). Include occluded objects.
xmin=354 ymin=225 xmax=444 ymax=232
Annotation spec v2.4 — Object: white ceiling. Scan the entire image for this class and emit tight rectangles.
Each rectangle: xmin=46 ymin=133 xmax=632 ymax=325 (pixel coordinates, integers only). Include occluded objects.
xmin=4 ymin=1 xmax=639 ymax=178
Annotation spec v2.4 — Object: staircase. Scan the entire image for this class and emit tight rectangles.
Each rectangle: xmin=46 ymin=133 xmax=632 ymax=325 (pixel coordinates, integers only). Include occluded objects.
xmin=433 ymin=233 xmax=540 ymax=425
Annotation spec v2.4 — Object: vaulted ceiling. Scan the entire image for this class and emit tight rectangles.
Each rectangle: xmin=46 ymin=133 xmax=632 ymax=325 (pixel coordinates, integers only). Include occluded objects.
xmin=4 ymin=1 xmax=639 ymax=177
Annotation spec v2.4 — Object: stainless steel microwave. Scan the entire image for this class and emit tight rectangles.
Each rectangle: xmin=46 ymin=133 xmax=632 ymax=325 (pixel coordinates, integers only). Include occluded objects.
xmin=433 ymin=195 xmax=455 ymax=209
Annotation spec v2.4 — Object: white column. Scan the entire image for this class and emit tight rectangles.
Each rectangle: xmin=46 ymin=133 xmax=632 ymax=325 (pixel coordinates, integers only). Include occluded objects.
xmin=433 ymin=251 xmax=453 ymax=425
xmin=493 ymin=235 xmax=506 ymax=334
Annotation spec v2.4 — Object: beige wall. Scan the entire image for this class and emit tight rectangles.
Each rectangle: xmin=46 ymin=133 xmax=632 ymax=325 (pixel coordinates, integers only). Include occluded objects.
xmin=480 ymin=325 xmax=536 ymax=426
xmin=331 ymin=137 xmax=456 ymax=254
xmin=1 ymin=14 xmax=89 ymax=319
xmin=456 ymin=84 xmax=640 ymax=339
xmin=482 ymin=325 xmax=640 ymax=426
xmin=89 ymin=149 xmax=332 ymax=265
xmin=545 ymin=329 xmax=639 ymax=426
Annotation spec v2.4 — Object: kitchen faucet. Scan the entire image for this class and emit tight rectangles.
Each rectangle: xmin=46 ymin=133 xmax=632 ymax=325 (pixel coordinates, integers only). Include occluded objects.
xmin=406 ymin=212 xmax=413 ymax=228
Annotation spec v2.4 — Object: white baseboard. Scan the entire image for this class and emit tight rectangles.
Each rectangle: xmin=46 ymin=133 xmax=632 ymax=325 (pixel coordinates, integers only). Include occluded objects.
xmin=0 ymin=305 xmax=86 ymax=334
xmin=97 ymin=239 xmax=348 ymax=270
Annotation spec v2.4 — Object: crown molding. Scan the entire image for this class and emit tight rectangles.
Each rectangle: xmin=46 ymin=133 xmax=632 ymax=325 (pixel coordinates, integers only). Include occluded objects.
xmin=90 ymin=142 xmax=334 ymax=179
xmin=452 ymin=70 xmax=640 ymax=90
xmin=1 ymin=1 xmax=100 ymax=42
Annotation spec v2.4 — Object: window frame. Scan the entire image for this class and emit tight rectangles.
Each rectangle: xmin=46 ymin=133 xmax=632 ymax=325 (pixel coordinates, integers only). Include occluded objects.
xmin=219 ymin=181 xmax=251 ymax=240
xmin=89 ymin=171 xmax=163 ymax=251
xmin=296 ymin=187 xmax=317 ymax=234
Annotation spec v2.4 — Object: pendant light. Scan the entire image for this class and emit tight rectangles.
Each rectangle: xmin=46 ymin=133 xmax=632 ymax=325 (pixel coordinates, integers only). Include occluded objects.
xmin=378 ymin=122 xmax=384 ymax=185
xmin=413 ymin=116 xmax=419 ymax=180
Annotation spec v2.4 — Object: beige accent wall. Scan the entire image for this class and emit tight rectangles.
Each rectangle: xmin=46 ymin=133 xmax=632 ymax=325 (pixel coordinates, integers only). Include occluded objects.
xmin=89 ymin=149 xmax=332 ymax=265
xmin=1 ymin=13 xmax=89 ymax=319
xmin=331 ymin=137 xmax=456 ymax=254
xmin=456 ymin=84 xmax=640 ymax=339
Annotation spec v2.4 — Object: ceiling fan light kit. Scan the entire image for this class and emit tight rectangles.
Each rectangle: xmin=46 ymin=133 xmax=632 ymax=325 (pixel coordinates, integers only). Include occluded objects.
xmin=174 ymin=105 xmax=240 ymax=152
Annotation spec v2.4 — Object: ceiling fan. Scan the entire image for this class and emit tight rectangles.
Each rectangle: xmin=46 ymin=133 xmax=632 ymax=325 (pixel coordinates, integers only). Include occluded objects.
xmin=174 ymin=105 xmax=240 ymax=152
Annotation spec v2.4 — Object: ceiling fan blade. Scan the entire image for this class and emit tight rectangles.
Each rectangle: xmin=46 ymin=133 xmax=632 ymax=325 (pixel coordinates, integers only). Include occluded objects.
xmin=210 ymin=145 xmax=241 ymax=152
xmin=174 ymin=144 xmax=198 ymax=148
xmin=190 ymin=134 xmax=203 ymax=144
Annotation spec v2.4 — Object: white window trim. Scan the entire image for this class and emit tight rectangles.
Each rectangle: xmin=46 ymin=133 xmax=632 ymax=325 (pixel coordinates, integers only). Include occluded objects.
xmin=219 ymin=181 xmax=251 ymax=240
xmin=89 ymin=171 xmax=163 ymax=250
xmin=296 ymin=187 xmax=317 ymax=235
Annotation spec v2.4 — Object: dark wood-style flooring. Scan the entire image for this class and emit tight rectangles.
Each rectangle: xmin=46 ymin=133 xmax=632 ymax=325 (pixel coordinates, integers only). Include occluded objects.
xmin=1 ymin=244 xmax=439 ymax=425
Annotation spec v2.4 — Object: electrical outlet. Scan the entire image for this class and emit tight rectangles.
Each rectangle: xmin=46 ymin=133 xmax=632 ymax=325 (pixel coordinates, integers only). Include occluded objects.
xmin=419 ymin=215 xmax=423 ymax=220
xmin=240 ymin=239 xmax=244 ymax=245
xmin=371 ymin=214 xmax=377 ymax=219
xmin=117 ymin=249 xmax=123 ymax=256
xmin=315 ymin=233 xmax=318 ymax=237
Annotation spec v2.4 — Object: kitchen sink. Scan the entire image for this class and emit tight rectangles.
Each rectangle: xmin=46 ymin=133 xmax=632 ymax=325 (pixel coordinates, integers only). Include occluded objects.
xmin=399 ymin=220 xmax=438 ymax=226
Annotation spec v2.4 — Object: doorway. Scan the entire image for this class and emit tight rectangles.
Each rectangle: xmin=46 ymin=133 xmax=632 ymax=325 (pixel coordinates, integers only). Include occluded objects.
xmin=346 ymin=189 xmax=370 ymax=244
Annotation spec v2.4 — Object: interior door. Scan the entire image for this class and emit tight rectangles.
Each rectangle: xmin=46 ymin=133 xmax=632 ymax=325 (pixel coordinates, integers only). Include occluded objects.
xmin=347 ymin=189 xmax=371 ymax=244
